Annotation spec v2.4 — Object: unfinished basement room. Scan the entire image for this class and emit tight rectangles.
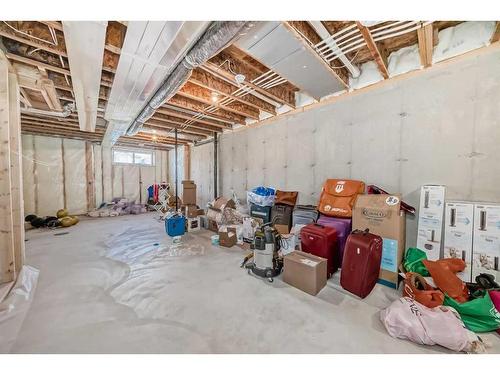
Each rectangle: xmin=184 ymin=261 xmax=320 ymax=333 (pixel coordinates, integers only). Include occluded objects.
xmin=2 ymin=1 xmax=500 ymax=366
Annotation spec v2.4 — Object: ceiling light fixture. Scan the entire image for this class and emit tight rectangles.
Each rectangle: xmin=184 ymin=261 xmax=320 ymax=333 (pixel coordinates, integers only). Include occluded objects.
xmin=211 ymin=92 xmax=219 ymax=103
xmin=235 ymin=74 xmax=246 ymax=85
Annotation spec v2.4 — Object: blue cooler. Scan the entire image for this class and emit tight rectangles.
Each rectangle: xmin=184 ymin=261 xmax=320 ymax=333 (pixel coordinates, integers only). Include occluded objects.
xmin=165 ymin=215 xmax=186 ymax=237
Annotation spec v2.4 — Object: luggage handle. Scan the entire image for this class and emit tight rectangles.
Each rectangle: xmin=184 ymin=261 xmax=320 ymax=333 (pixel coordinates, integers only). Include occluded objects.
xmin=312 ymin=223 xmax=325 ymax=229
xmin=352 ymin=228 xmax=370 ymax=235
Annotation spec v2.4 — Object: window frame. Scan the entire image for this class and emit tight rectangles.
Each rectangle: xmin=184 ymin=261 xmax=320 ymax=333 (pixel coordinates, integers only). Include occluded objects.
xmin=112 ymin=148 xmax=155 ymax=167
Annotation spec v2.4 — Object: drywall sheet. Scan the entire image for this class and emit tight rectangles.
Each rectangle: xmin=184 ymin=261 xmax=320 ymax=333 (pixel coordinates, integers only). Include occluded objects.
xmin=191 ymin=45 xmax=500 ymax=249
xmin=93 ymin=144 xmax=103 ymax=206
xmin=191 ymin=142 xmax=214 ymax=208
xmin=21 ymin=135 xmax=35 ymax=216
xmin=33 ymin=136 xmax=64 ymax=216
xmin=62 ymin=139 xmax=87 ymax=215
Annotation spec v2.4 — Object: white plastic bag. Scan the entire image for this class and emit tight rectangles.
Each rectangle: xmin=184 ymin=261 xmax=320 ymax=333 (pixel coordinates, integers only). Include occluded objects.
xmin=380 ymin=297 xmax=486 ymax=353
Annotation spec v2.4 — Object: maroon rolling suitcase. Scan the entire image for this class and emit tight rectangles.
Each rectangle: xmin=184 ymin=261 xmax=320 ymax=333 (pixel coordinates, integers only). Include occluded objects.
xmin=300 ymin=223 xmax=338 ymax=278
xmin=340 ymin=229 xmax=383 ymax=298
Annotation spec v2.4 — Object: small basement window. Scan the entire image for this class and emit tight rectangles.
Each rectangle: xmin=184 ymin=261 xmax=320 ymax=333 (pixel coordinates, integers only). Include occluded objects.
xmin=112 ymin=149 xmax=154 ymax=166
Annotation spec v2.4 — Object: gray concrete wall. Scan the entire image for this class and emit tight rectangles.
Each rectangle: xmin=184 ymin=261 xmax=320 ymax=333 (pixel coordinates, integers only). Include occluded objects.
xmin=191 ymin=45 xmax=500 ymax=247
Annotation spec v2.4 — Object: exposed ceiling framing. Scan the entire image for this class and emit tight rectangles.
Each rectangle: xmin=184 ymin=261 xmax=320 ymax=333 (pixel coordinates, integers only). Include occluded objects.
xmin=1 ymin=20 xmax=492 ymax=149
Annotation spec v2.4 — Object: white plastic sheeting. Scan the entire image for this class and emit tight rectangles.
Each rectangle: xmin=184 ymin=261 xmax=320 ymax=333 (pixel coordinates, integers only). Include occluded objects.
xmin=191 ymin=142 xmax=214 ymax=208
xmin=95 ymin=145 xmax=169 ymax=206
xmin=433 ymin=21 xmax=496 ymax=64
xmin=21 ymin=135 xmax=88 ymax=216
xmin=21 ymin=135 xmax=36 ymax=215
xmin=168 ymin=145 xmax=185 ymax=191
xmin=0 ymin=265 xmax=39 ymax=353
xmin=63 ymin=139 xmax=87 ymax=214
xmin=103 ymin=227 xmax=205 ymax=320
xmin=192 ymin=46 xmax=500 ymax=250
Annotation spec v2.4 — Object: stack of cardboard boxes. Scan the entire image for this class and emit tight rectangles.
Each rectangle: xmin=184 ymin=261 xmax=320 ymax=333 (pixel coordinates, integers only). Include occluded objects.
xmin=181 ymin=180 xmax=203 ymax=232
xmin=415 ymin=185 xmax=500 ymax=283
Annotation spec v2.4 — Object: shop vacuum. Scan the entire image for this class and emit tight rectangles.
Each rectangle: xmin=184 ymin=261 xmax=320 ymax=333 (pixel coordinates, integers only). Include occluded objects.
xmin=241 ymin=221 xmax=283 ymax=282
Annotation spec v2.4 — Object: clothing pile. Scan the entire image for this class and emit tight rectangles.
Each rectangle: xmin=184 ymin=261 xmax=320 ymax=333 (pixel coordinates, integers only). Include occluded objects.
xmin=381 ymin=247 xmax=500 ymax=353
xmin=88 ymin=197 xmax=147 ymax=217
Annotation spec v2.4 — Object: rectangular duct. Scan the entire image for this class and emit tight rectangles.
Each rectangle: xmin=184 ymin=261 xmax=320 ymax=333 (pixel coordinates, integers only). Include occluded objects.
xmin=62 ymin=21 xmax=108 ymax=132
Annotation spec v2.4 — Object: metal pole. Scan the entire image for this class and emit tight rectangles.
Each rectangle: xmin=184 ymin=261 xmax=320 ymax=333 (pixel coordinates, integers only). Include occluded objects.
xmin=213 ymin=131 xmax=218 ymax=199
xmin=175 ymin=128 xmax=178 ymax=211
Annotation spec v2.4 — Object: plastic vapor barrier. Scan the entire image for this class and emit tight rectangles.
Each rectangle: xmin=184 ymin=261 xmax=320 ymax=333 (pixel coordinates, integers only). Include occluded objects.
xmin=63 ymin=139 xmax=87 ymax=214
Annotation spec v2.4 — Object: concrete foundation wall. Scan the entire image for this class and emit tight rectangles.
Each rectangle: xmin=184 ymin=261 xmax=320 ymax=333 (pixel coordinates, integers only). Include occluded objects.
xmin=191 ymin=45 xmax=500 ymax=248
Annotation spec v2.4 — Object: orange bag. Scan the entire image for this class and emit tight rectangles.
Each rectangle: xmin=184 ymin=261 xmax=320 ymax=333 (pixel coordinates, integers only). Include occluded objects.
xmin=423 ymin=260 xmax=469 ymax=303
xmin=318 ymin=179 xmax=365 ymax=218
xmin=403 ymin=272 xmax=444 ymax=308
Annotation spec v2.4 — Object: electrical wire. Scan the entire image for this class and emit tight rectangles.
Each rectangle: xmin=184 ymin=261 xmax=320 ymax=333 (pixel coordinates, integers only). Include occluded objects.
xmin=2 ymin=21 xmax=57 ymax=46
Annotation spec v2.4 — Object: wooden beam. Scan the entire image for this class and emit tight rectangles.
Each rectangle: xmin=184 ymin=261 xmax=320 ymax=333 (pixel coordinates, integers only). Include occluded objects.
xmin=157 ymin=107 xmax=231 ymax=129
xmin=0 ymin=54 xmax=16 ymax=283
xmin=491 ymin=22 xmax=500 ymax=43
xmin=355 ymin=22 xmax=389 ymax=79
xmin=168 ymin=94 xmax=244 ymax=125
xmin=183 ymin=145 xmax=191 ymax=180
xmin=417 ymin=23 xmax=434 ymax=68
xmin=0 ymin=23 xmax=68 ymax=57
xmin=151 ymin=113 xmax=221 ymax=133
xmin=8 ymin=71 xmax=24 ymax=277
xmin=178 ymin=81 xmax=259 ymax=120
xmin=146 ymin=119 xmax=213 ymax=137
xmin=189 ymin=68 xmax=276 ymax=115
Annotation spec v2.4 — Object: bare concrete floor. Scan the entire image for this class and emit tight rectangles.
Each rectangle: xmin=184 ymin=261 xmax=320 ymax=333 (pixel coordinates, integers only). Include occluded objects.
xmin=8 ymin=213 xmax=500 ymax=353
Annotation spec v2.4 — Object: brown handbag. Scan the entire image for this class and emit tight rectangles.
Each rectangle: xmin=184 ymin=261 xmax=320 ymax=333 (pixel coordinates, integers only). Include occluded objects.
xmin=318 ymin=179 xmax=365 ymax=218
xmin=275 ymin=190 xmax=298 ymax=207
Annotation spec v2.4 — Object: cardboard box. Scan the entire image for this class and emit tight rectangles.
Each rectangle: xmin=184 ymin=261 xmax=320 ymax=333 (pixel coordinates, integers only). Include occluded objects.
xmin=219 ymin=227 xmax=237 ymax=248
xmin=275 ymin=224 xmax=290 ymax=235
xmin=443 ymin=201 xmax=474 ymax=282
xmin=207 ymin=219 xmax=218 ymax=233
xmin=283 ymin=251 xmax=327 ymax=296
xmin=187 ymin=217 xmax=200 ymax=232
xmin=353 ymin=194 xmax=406 ymax=289
xmin=182 ymin=180 xmax=197 ymax=205
xmin=472 ymin=203 xmax=500 ymax=282
xmin=197 ymin=208 xmax=205 ymax=216
xmin=184 ymin=204 xmax=198 ymax=218
xmin=416 ymin=185 xmax=446 ymax=260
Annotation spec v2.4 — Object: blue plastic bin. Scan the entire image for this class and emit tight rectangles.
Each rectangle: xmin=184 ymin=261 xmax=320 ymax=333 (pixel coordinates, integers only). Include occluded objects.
xmin=165 ymin=215 xmax=186 ymax=237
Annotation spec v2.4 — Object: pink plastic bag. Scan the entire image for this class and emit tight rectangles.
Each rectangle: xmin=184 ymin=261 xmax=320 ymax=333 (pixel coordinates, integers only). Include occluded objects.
xmin=381 ymin=297 xmax=485 ymax=353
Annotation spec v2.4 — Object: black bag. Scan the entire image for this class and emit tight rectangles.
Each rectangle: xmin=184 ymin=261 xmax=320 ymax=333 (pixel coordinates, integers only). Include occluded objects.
xmin=250 ymin=204 xmax=272 ymax=224
xmin=271 ymin=203 xmax=293 ymax=230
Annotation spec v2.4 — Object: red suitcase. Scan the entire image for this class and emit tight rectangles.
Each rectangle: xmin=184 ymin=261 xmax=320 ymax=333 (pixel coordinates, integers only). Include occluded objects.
xmin=340 ymin=229 xmax=383 ymax=298
xmin=300 ymin=223 xmax=338 ymax=278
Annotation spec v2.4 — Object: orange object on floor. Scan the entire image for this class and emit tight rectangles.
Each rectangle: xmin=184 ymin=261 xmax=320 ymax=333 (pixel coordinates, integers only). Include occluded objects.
xmin=403 ymin=272 xmax=444 ymax=308
xmin=423 ymin=260 xmax=469 ymax=303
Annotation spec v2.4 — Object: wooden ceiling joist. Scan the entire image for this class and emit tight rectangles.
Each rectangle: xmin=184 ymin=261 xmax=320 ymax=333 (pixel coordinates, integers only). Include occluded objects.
xmin=178 ymin=81 xmax=260 ymax=120
xmin=145 ymin=119 xmax=214 ymax=137
xmin=417 ymin=23 xmax=434 ymax=68
xmin=150 ymin=113 xmax=223 ymax=133
xmin=189 ymin=68 xmax=277 ymax=115
xmin=157 ymin=107 xmax=232 ymax=129
xmin=168 ymin=94 xmax=246 ymax=125
xmin=355 ymin=22 xmax=390 ymax=79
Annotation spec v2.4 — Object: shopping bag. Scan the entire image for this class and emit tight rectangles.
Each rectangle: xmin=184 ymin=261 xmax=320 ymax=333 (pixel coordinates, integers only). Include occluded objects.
xmin=403 ymin=247 xmax=429 ymax=276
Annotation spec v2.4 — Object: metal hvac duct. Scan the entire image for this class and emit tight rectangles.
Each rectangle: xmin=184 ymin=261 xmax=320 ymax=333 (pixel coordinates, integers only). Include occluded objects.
xmin=126 ymin=21 xmax=251 ymax=136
